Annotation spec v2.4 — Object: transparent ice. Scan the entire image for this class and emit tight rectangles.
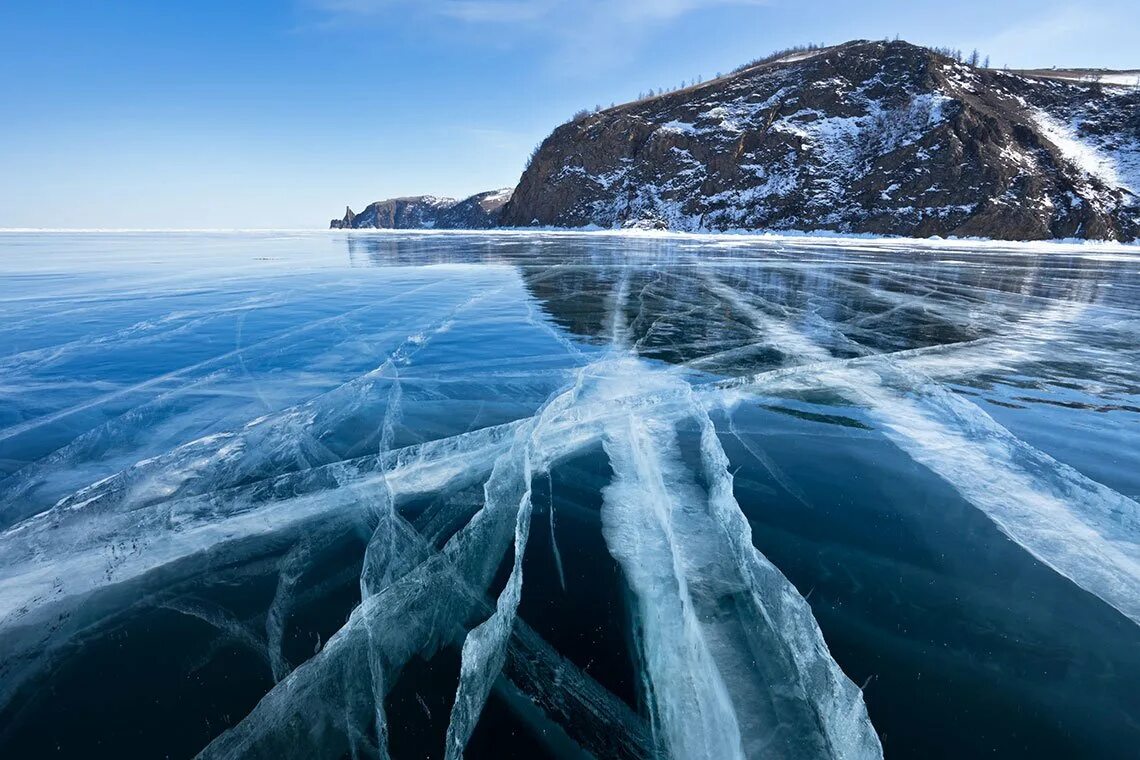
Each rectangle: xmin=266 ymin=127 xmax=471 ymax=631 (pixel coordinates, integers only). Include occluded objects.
xmin=1 ymin=231 xmax=1138 ymax=758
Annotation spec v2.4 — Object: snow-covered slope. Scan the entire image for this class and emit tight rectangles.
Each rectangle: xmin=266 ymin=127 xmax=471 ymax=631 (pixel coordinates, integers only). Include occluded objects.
xmin=501 ymin=40 xmax=1140 ymax=241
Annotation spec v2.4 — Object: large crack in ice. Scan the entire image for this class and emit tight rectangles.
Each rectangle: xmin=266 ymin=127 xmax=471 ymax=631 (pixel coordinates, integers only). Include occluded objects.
xmin=445 ymin=340 xmax=602 ymax=758
xmin=199 ymin=499 xmax=654 ymax=760
xmin=596 ymin=354 xmax=881 ymax=759
xmin=589 ymin=274 xmax=879 ymax=759
xmin=601 ymin=400 xmax=747 ymax=760
xmin=698 ymin=266 xmax=1140 ymax=626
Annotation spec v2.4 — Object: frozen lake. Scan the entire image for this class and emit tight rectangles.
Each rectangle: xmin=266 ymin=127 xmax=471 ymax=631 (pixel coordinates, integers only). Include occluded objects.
xmin=0 ymin=231 xmax=1138 ymax=759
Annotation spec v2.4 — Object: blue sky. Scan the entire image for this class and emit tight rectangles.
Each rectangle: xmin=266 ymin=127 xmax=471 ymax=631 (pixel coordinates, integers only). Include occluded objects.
xmin=1 ymin=1 xmax=1135 ymax=228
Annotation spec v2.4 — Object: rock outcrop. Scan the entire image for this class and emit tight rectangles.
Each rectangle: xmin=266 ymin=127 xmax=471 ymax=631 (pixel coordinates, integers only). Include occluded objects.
xmin=500 ymin=40 xmax=1139 ymax=241
xmin=330 ymin=189 xmax=513 ymax=229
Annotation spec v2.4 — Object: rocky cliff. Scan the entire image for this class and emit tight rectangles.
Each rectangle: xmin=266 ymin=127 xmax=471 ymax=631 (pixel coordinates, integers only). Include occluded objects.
xmin=330 ymin=188 xmax=513 ymax=229
xmin=500 ymin=40 xmax=1140 ymax=241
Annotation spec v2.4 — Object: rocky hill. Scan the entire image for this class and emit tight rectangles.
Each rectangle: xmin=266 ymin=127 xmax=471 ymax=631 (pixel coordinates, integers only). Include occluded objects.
xmin=334 ymin=40 xmax=1140 ymax=241
xmin=501 ymin=40 xmax=1139 ymax=241
xmin=330 ymin=188 xmax=513 ymax=229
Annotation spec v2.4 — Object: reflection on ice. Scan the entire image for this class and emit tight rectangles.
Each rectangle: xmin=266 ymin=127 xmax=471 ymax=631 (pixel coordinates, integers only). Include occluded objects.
xmin=0 ymin=231 xmax=1138 ymax=758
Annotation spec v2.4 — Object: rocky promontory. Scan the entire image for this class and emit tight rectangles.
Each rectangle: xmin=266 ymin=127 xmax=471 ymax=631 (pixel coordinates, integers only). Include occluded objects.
xmin=330 ymin=189 xmax=513 ymax=230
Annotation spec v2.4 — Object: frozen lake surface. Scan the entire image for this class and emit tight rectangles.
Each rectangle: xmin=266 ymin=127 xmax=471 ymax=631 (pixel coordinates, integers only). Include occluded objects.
xmin=0 ymin=231 xmax=1138 ymax=759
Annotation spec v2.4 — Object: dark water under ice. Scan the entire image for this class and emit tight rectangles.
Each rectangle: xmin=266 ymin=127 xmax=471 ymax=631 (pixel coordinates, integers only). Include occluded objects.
xmin=0 ymin=231 xmax=1138 ymax=759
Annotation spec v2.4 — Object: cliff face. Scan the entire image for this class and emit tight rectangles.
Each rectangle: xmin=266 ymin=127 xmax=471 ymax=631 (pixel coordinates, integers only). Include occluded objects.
xmin=330 ymin=189 xmax=512 ymax=229
xmin=500 ymin=41 xmax=1140 ymax=241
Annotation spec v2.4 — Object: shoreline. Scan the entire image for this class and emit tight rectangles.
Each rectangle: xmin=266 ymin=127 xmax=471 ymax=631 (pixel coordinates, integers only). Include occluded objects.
xmin=1 ymin=226 xmax=1138 ymax=252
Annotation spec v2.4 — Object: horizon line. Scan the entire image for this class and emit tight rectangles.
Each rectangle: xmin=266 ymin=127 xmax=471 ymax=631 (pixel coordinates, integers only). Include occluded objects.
xmin=1 ymin=228 xmax=1137 ymax=252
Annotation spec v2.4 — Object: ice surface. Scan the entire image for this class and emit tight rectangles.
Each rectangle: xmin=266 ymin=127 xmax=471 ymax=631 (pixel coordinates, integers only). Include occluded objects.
xmin=1 ymin=231 xmax=1138 ymax=758
xmin=699 ymin=264 xmax=1140 ymax=626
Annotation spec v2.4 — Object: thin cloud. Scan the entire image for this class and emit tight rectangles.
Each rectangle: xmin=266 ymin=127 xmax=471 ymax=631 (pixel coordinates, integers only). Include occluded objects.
xmin=971 ymin=5 xmax=1113 ymax=69
xmin=308 ymin=0 xmax=761 ymax=24
xmin=437 ymin=2 xmax=555 ymax=23
xmin=304 ymin=0 xmax=770 ymax=71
